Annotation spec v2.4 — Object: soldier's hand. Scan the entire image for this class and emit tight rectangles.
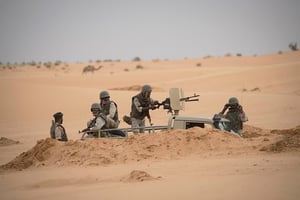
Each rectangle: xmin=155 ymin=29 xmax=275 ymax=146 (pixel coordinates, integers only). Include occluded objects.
xmin=153 ymin=100 xmax=159 ymax=105
xmin=237 ymin=105 xmax=243 ymax=112
xmin=224 ymin=104 xmax=230 ymax=109
xmin=150 ymin=104 xmax=157 ymax=110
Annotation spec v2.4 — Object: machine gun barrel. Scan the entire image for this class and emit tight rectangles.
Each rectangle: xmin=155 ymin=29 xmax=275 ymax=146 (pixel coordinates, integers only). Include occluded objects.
xmin=179 ymin=94 xmax=200 ymax=102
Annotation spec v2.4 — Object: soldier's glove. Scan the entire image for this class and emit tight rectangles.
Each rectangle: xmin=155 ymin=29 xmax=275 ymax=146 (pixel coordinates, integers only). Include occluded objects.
xmin=224 ymin=104 xmax=230 ymax=109
xmin=237 ymin=105 xmax=243 ymax=111
xmin=153 ymin=100 xmax=159 ymax=105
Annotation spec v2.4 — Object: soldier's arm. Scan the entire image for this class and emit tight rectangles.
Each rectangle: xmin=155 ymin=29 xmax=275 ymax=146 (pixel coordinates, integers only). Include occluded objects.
xmin=220 ymin=104 xmax=230 ymax=114
xmin=108 ymin=102 xmax=117 ymax=119
xmin=238 ymin=105 xmax=243 ymax=111
xmin=150 ymin=98 xmax=159 ymax=108
xmin=91 ymin=117 xmax=105 ymax=130
xmin=238 ymin=105 xmax=248 ymax=122
xmin=133 ymin=97 xmax=143 ymax=112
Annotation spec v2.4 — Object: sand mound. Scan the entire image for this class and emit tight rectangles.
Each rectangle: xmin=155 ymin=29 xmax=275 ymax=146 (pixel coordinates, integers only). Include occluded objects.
xmin=241 ymin=87 xmax=261 ymax=92
xmin=242 ymin=125 xmax=269 ymax=138
xmin=0 ymin=139 xmax=56 ymax=170
xmin=109 ymin=85 xmax=164 ymax=92
xmin=1 ymin=125 xmax=300 ymax=171
xmin=260 ymin=126 xmax=300 ymax=152
xmin=26 ymin=177 xmax=100 ymax=189
xmin=0 ymin=137 xmax=20 ymax=146
xmin=120 ymin=170 xmax=161 ymax=182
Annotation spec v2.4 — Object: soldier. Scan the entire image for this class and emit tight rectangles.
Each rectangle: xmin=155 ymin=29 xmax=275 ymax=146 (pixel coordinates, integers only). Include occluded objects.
xmin=130 ymin=84 xmax=159 ymax=133
xmin=50 ymin=112 xmax=68 ymax=141
xmin=99 ymin=90 xmax=120 ymax=128
xmin=219 ymin=97 xmax=248 ymax=136
xmin=88 ymin=103 xmax=106 ymax=129
xmin=86 ymin=103 xmax=106 ymax=137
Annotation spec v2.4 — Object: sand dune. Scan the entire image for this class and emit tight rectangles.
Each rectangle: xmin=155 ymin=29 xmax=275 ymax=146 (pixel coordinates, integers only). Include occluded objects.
xmin=1 ymin=125 xmax=299 ymax=172
xmin=109 ymin=84 xmax=165 ymax=92
xmin=0 ymin=137 xmax=20 ymax=146
xmin=0 ymin=51 xmax=300 ymax=200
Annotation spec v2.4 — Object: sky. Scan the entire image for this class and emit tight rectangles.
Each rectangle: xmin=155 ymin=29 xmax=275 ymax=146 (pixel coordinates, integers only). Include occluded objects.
xmin=0 ymin=0 xmax=299 ymax=63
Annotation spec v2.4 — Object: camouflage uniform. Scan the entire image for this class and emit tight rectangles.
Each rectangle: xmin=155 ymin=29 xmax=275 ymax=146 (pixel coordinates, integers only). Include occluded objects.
xmin=50 ymin=112 xmax=68 ymax=141
xmin=100 ymin=101 xmax=119 ymax=128
xmin=225 ymin=108 xmax=244 ymax=135
xmin=130 ymin=85 xmax=156 ymax=133
xmin=99 ymin=91 xmax=120 ymax=129
xmin=54 ymin=123 xmax=68 ymax=141
xmin=220 ymin=97 xmax=248 ymax=136
xmin=87 ymin=116 xmax=105 ymax=130
xmin=84 ymin=103 xmax=105 ymax=138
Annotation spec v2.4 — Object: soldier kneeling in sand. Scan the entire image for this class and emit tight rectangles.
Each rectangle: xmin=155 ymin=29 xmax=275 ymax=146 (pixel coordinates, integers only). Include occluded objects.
xmin=99 ymin=90 xmax=120 ymax=129
xmin=219 ymin=97 xmax=248 ymax=136
xmin=86 ymin=103 xmax=107 ymax=137
xmin=82 ymin=103 xmax=126 ymax=138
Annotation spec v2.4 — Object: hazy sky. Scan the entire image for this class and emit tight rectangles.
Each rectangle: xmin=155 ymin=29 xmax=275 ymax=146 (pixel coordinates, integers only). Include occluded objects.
xmin=0 ymin=0 xmax=299 ymax=63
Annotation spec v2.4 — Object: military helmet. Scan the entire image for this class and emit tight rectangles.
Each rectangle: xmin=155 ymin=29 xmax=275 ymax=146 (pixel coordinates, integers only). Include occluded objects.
xmin=91 ymin=103 xmax=101 ymax=110
xmin=53 ymin=112 xmax=63 ymax=118
xmin=228 ymin=97 xmax=239 ymax=105
xmin=99 ymin=90 xmax=110 ymax=99
xmin=141 ymin=84 xmax=152 ymax=93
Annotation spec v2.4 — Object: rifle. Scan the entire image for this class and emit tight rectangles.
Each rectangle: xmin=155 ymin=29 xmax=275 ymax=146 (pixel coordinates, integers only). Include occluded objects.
xmin=139 ymin=103 xmax=158 ymax=126
xmin=78 ymin=115 xmax=98 ymax=133
xmin=145 ymin=110 xmax=153 ymax=126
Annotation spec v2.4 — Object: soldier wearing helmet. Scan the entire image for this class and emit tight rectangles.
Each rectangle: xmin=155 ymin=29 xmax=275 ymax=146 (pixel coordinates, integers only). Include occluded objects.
xmin=85 ymin=103 xmax=106 ymax=137
xmin=129 ymin=84 xmax=159 ymax=133
xmin=50 ymin=112 xmax=68 ymax=141
xmin=219 ymin=97 xmax=248 ymax=136
xmin=99 ymin=90 xmax=120 ymax=129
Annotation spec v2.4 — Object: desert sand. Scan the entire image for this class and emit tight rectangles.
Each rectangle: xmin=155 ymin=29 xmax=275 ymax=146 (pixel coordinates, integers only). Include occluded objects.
xmin=0 ymin=51 xmax=300 ymax=200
